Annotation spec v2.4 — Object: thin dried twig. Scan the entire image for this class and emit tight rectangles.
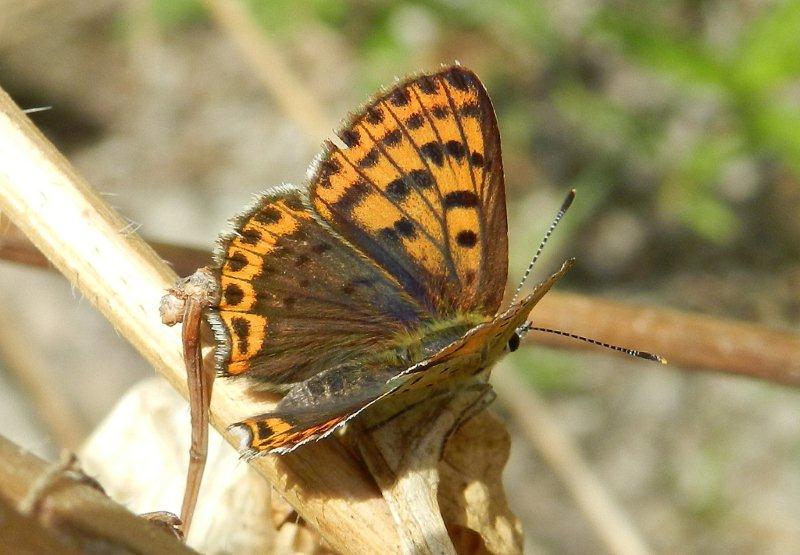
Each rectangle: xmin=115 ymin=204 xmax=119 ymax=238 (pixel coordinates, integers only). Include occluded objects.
xmin=0 ymin=85 xmax=400 ymax=553
xmin=494 ymin=366 xmax=652 ymax=555
xmin=0 ymin=305 xmax=86 ymax=450
xmin=0 ymin=219 xmax=210 ymax=276
xmin=532 ymin=293 xmax=800 ymax=387
xmin=3 ymin=232 xmax=800 ymax=387
xmin=0 ymin=434 xmax=194 ymax=554
xmin=202 ymin=0 xmax=333 ymax=142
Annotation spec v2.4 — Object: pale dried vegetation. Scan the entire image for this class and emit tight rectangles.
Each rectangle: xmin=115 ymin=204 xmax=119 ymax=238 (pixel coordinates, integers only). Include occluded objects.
xmin=1 ymin=2 xmax=800 ymax=554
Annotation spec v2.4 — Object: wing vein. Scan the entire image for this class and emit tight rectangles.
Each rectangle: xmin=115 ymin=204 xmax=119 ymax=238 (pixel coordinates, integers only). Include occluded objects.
xmin=357 ymin=115 xmax=460 ymax=283
xmin=333 ymin=144 xmax=454 ymax=268
xmin=379 ymin=97 xmax=461 ymax=286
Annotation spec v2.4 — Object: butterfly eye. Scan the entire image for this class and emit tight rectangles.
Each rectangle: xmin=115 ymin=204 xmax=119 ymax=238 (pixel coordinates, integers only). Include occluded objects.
xmin=507 ymin=332 xmax=521 ymax=352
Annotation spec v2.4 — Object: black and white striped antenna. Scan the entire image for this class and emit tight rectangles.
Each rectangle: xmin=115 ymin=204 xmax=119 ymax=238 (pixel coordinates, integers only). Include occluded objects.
xmin=519 ymin=323 xmax=667 ymax=364
xmin=510 ymin=189 xmax=575 ymax=305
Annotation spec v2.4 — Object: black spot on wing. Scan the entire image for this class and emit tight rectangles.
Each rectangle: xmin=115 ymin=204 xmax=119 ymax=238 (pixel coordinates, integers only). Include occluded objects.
xmin=223 ymin=283 xmax=244 ymax=306
xmin=382 ymin=129 xmax=402 ymax=147
xmin=284 ymin=195 xmax=305 ymax=211
xmin=431 ymin=105 xmax=448 ymax=119
xmin=445 ymin=140 xmax=466 ymax=161
xmin=444 ymin=190 xmax=479 ymax=209
xmin=240 ymin=228 xmax=261 ymax=245
xmin=469 ymin=151 xmax=484 ymax=168
xmin=366 ymin=106 xmax=384 ymax=124
xmin=420 ymin=142 xmax=444 ymax=166
xmin=409 ymin=168 xmax=435 ymax=189
xmin=394 ymin=218 xmax=416 ymax=238
xmin=390 ymin=88 xmax=411 ymax=106
xmin=333 ymin=180 xmax=370 ymax=212
xmin=456 ymin=230 xmax=478 ymax=247
xmin=340 ymin=129 xmax=361 ymax=148
xmin=381 ymin=218 xmax=416 ymax=241
xmin=386 ymin=177 xmax=410 ymax=201
xmin=445 ymin=68 xmax=472 ymax=91
xmin=460 ymin=102 xmax=480 ymax=119
xmin=406 ymin=113 xmax=424 ymax=129
xmin=232 ymin=317 xmax=250 ymax=353
xmin=387 ymin=169 xmax=436 ymax=202
xmin=254 ymin=206 xmax=281 ymax=225
xmin=418 ymin=76 xmax=438 ymax=94
xmin=318 ymin=158 xmax=341 ymax=189
xmin=358 ymin=147 xmax=380 ymax=169
xmin=226 ymin=251 xmax=248 ymax=272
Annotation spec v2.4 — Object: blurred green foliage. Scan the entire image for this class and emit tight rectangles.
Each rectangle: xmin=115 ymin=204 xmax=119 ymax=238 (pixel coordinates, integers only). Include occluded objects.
xmin=149 ymin=0 xmax=800 ymax=259
xmin=513 ymin=347 xmax=586 ymax=394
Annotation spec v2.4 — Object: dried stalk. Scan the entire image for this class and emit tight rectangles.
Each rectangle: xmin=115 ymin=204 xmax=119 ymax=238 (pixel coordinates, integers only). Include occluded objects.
xmin=494 ymin=366 xmax=652 ymax=555
xmin=0 ymin=434 xmax=194 ymax=554
xmin=3 ymin=230 xmax=800 ymax=387
xmin=0 ymin=85 xmax=400 ymax=552
xmin=0 ymin=305 xmax=86 ymax=450
xmin=0 ymin=219 xmax=210 ymax=276
xmin=202 ymin=0 xmax=333 ymax=141
xmin=533 ymin=293 xmax=800 ymax=387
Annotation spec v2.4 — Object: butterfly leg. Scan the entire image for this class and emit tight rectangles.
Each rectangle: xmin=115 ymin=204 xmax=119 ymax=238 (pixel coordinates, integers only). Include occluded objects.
xmin=160 ymin=268 xmax=218 ymax=537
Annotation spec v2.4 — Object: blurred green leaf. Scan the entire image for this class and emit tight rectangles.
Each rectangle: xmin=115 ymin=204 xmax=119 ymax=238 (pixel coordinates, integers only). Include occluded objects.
xmin=593 ymin=9 xmax=731 ymax=90
xmin=752 ymin=103 xmax=800 ymax=174
xmin=736 ymin=1 xmax=800 ymax=92
xmin=150 ymin=0 xmax=206 ymax=28
xmin=512 ymin=347 xmax=585 ymax=394
xmin=659 ymin=135 xmax=741 ymax=244
xmin=679 ymin=193 xmax=738 ymax=245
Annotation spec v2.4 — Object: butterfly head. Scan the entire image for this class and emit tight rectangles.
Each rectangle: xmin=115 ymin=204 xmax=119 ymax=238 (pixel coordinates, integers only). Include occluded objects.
xmin=480 ymin=258 xmax=575 ymax=362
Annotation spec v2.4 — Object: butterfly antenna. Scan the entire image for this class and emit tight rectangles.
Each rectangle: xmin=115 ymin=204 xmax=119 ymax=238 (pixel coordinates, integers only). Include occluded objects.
xmin=510 ymin=189 xmax=576 ymax=304
xmin=520 ymin=324 xmax=667 ymax=364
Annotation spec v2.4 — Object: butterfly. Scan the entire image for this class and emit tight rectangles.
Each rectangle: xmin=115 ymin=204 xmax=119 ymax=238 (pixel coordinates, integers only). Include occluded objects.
xmin=206 ymin=65 xmax=575 ymax=458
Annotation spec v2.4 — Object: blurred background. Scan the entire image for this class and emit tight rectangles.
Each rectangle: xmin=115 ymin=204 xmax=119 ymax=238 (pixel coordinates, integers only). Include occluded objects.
xmin=1 ymin=1 xmax=800 ymax=553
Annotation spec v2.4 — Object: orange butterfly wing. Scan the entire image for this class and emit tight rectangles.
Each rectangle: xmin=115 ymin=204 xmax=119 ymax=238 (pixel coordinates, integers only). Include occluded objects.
xmin=208 ymin=186 xmax=422 ymax=385
xmin=213 ymin=67 xmax=515 ymax=454
xmin=309 ymin=66 xmax=507 ymax=317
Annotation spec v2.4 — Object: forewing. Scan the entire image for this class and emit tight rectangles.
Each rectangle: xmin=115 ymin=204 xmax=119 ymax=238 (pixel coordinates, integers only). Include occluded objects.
xmin=309 ymin=66 xmax=507 ymax=317
xmin=209 ymin=185 xmax=422 ymax=385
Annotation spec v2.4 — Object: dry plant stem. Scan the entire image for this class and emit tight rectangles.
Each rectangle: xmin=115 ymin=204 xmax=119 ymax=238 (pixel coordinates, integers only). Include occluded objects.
xmin=0 ymin=305 xmax=85 ymax=449
xmin=0 ymin=86 xmax=400 ymax=552
xmin=203 ymin=0 xmax=333 ymax=142
xmin=356 ymin=394 xmax=466 ymax=555
xmin=179 ymin=295 xmax=209 ymax=536
xmin=0 ymin=220 xmax=211 ymax=276
xmin=493 ymin=367 xmax=652 ymax=555
xmin=4 ymin=230 xmax=800 ymax=388
xmin=0 ymin=435 xmax=195 ymax=554
xmin=0 ymin=492 xmax=81 ymax=554
xmin=534 ymin=292 xmax=800 ymax=387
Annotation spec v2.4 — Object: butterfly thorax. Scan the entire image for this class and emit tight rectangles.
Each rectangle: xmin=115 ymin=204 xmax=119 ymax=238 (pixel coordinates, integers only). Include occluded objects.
xmin=396 ymin=313 xmax=489 ymax=365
